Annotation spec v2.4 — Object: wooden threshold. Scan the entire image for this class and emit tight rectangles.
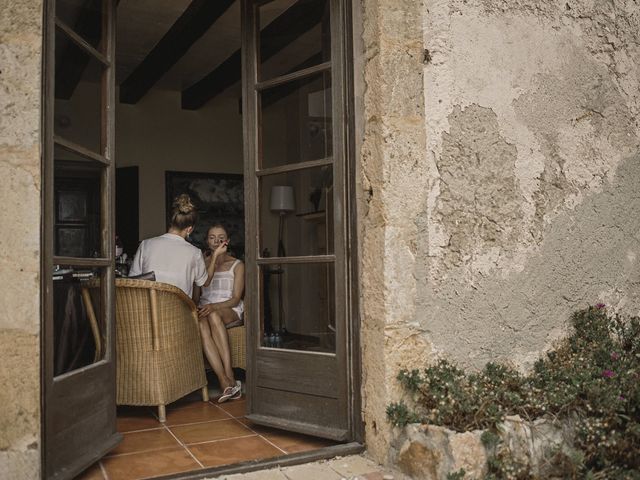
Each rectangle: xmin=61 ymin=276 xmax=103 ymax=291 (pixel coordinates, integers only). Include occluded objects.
xmin=151 ymin=442 xmax=365 ymax=480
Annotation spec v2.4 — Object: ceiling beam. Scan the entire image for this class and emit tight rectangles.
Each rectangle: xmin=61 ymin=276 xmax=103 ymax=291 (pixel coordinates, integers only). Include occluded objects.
xmin=119 ymin=0 xmax=235 ymax=104
xmin=182 ymin=0 xmax=328 ymax=110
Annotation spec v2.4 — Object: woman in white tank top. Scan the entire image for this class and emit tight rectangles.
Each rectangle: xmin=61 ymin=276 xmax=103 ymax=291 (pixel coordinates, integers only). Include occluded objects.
xmin=195 ymin=224 xmax=245 ymax=403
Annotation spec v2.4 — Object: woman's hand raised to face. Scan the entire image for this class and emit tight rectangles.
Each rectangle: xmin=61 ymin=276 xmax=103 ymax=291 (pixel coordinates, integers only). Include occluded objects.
xmin=213 ymin=241 xmax=228 ymax=258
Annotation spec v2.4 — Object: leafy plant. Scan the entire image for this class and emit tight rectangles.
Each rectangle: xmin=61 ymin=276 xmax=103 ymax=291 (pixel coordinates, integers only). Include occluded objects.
xmin=446 ymin=468 xmax=466 ymax=480
xmin=387 ymin=306 xmax=640 ymax=479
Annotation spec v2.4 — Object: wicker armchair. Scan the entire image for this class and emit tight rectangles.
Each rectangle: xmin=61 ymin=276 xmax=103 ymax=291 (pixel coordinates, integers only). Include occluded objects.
xmin=226 ymin=324 xmax=246 ymax=370
xmin=112 ymin=278 xmax=209 ymax=422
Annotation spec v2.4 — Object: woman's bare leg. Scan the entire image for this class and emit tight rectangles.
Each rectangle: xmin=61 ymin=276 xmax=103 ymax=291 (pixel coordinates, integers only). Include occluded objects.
xmin=199 ymin=319 xmax=233 ymax=390
xmin=207 ymin=309 xmax=240 ymax=383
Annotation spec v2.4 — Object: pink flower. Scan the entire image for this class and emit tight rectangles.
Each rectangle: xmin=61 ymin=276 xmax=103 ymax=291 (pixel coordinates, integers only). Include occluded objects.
xmin=610 ymin=352 xmax=620 ymax=361
xmin=595 ymin=303 xmax=606 ymax=309
xmin=602 ymin=369 xmax=615 ymax=378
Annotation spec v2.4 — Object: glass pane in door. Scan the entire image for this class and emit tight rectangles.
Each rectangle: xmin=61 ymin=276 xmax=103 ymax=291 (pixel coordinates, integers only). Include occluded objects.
xmin=260 ymin=262 xmax=335 ymax=352
xmin=55 ymin=27 xmax=105 ymax=153
xmin=56 ymin=0 xmax=104 ymax=49
xmin=54 ymin=163 xmax=103 ymax=258
xmin=52 ymin=265 xmax=104 ymax=376
xmin=260 ymin=71 xmax=332 ymax=169
xmin=258 ymin=0 xmax=330 ymax=81
xmin=259 ymin=166 xmax=333 ymax=257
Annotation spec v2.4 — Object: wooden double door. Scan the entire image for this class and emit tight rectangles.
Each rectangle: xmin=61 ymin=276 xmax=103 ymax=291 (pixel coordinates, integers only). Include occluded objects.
xmin=43 ymin=1 xmax=358 ymax=478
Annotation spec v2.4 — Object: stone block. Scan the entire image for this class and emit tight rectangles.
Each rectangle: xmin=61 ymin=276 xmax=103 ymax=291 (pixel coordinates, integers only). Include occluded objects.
xmin=0 ymin=330 xmax=40 ymax=468
xmin=392 ymin=416 xmax=578 ymax=480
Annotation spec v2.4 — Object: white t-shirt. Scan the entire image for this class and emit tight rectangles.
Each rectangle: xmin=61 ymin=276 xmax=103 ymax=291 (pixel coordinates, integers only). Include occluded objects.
xmin=129 ymin=233 xmax=208 ymax=297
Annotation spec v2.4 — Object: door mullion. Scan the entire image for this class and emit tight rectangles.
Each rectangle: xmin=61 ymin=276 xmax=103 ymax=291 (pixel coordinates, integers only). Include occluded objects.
xmin=329 ymin=0 xmax=349 ymax=439
xmin=241 ymin=0 xmax=260 ymax=418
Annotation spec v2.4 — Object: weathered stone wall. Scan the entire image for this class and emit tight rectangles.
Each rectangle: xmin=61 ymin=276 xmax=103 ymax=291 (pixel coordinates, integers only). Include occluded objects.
xmin=419 ymin=0 xmax=640 ymax=369
xmin=358 ymin=0 xmax=640 ymax=464
xmin=358 ymin=0 xmax=432 ymax=462
xmin=0 ymin=1 xmax=43 ymax=478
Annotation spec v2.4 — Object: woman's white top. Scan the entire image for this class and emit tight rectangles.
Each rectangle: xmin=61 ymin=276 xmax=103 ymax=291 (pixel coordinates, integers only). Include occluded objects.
xmin=200 ymin=259 xmax=244 ymax=319
xmin=129 ymin=233 xmax=207 ymax=297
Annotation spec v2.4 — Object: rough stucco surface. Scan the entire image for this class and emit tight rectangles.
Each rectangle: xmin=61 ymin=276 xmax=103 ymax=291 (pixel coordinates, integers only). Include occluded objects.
xmin=359 ymin=0 xmax=640 ymax=465
xmin=420 ymin=0 xmax=640 ymax=368
xmin=0 ymin=1 xmax=43 ymax=478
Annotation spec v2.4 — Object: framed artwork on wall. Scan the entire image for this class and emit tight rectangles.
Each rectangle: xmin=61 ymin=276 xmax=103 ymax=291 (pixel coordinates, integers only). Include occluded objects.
xmin=165 ymin=171 xmax=245 ymax=259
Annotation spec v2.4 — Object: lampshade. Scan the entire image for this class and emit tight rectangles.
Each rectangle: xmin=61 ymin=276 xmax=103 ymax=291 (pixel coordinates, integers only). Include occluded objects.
xmin=270 ymin=185 xmax=295 ymax=212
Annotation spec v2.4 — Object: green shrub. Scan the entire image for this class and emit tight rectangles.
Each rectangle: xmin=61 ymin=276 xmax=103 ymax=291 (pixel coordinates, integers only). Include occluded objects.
xmin=387 ymin=306 xmax=640 ymax=479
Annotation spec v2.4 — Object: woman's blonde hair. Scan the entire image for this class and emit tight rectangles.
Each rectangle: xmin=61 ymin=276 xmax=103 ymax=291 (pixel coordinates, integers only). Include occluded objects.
xmin=170 ymin=194 xmax=198 ymax=230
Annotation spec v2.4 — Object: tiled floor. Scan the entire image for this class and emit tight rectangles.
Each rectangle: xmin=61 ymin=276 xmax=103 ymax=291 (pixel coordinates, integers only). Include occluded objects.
xmin=74 ymin=393 xmax=337 ymax=480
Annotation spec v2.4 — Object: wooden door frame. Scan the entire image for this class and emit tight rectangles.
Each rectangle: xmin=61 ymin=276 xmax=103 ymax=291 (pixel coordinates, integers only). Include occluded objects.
xmin=241 ymin=0 xmax=362 ymax=443
xmin=39 ymin=0 xmax=362 ymax=474
xmin=41 ymin=0 xmax=120 ymax=478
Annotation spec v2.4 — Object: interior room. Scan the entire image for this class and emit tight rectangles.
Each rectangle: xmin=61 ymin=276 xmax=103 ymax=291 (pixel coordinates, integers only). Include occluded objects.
xmin=51 ymin=0 xmax=343 ymax=478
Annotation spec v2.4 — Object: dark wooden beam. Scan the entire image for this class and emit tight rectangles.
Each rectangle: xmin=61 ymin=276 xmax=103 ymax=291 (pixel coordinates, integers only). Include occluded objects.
xmin=182 ymin=0 xmax=328 ymax=110
xmin=119 ymin=0 xmax=235 ymax=104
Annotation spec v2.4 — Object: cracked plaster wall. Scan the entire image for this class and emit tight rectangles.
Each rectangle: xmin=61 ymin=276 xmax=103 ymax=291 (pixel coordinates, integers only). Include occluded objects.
xmin=358 ymin=0 xmax=640 ymax=465
xmin=0 ymin=1 xmax=43 ymax=478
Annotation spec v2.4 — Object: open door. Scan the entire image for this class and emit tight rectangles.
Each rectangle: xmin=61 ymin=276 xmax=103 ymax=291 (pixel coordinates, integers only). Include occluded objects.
xmin=243 ymin=0 xmax=356 ymax=441
xmin=43 ymin=0 xmax=120 ymax=478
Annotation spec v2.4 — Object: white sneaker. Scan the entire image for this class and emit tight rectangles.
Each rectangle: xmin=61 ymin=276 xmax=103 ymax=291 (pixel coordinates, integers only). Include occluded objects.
xmin=218 ymin=383 xmax=241 ymax=403
xmin=230 ymin=381 xmax=242 ymax=400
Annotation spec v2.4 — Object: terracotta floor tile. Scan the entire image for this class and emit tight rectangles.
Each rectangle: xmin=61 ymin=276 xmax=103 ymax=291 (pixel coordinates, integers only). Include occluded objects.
xmin=238 ymin=418 xmax=271 ymax=433
xmin=259 ymin=429 xmax=336 ymax=454
xmin=165 ymin=402 xmax=230 ymax=426
xmin=116 ymin=406 xmax=162 ymax=433
xmin=171 ymin=418 xmax=252 ymax=445
xmin=189 ymin=435 xmax=283 ymax=468
xmin=235 ymin=417 xmax=251 ymax=427
xmin=101 ymin=447 xmax=200 ymax=480
xmin=217 ymin=399 xmax=245 ymax=417
xmin=108 ymin=428 xmax=181 ymax=456
xmin=73 ymin=462 xmax=104 ymax=480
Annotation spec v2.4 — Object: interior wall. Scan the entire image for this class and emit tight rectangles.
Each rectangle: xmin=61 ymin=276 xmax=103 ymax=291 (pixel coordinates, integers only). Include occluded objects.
xmin=115 ymin=88 xmax=244 ymax=242
xmin=0 ymin=1 xmax=43 ymax=478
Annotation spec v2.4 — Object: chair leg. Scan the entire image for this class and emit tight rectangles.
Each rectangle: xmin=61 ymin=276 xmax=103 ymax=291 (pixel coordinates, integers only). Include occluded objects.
xmin=158 ymin=405 xmax=166 ymax=423
xmin=202 ymin=386 xmax=210 ymax=402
